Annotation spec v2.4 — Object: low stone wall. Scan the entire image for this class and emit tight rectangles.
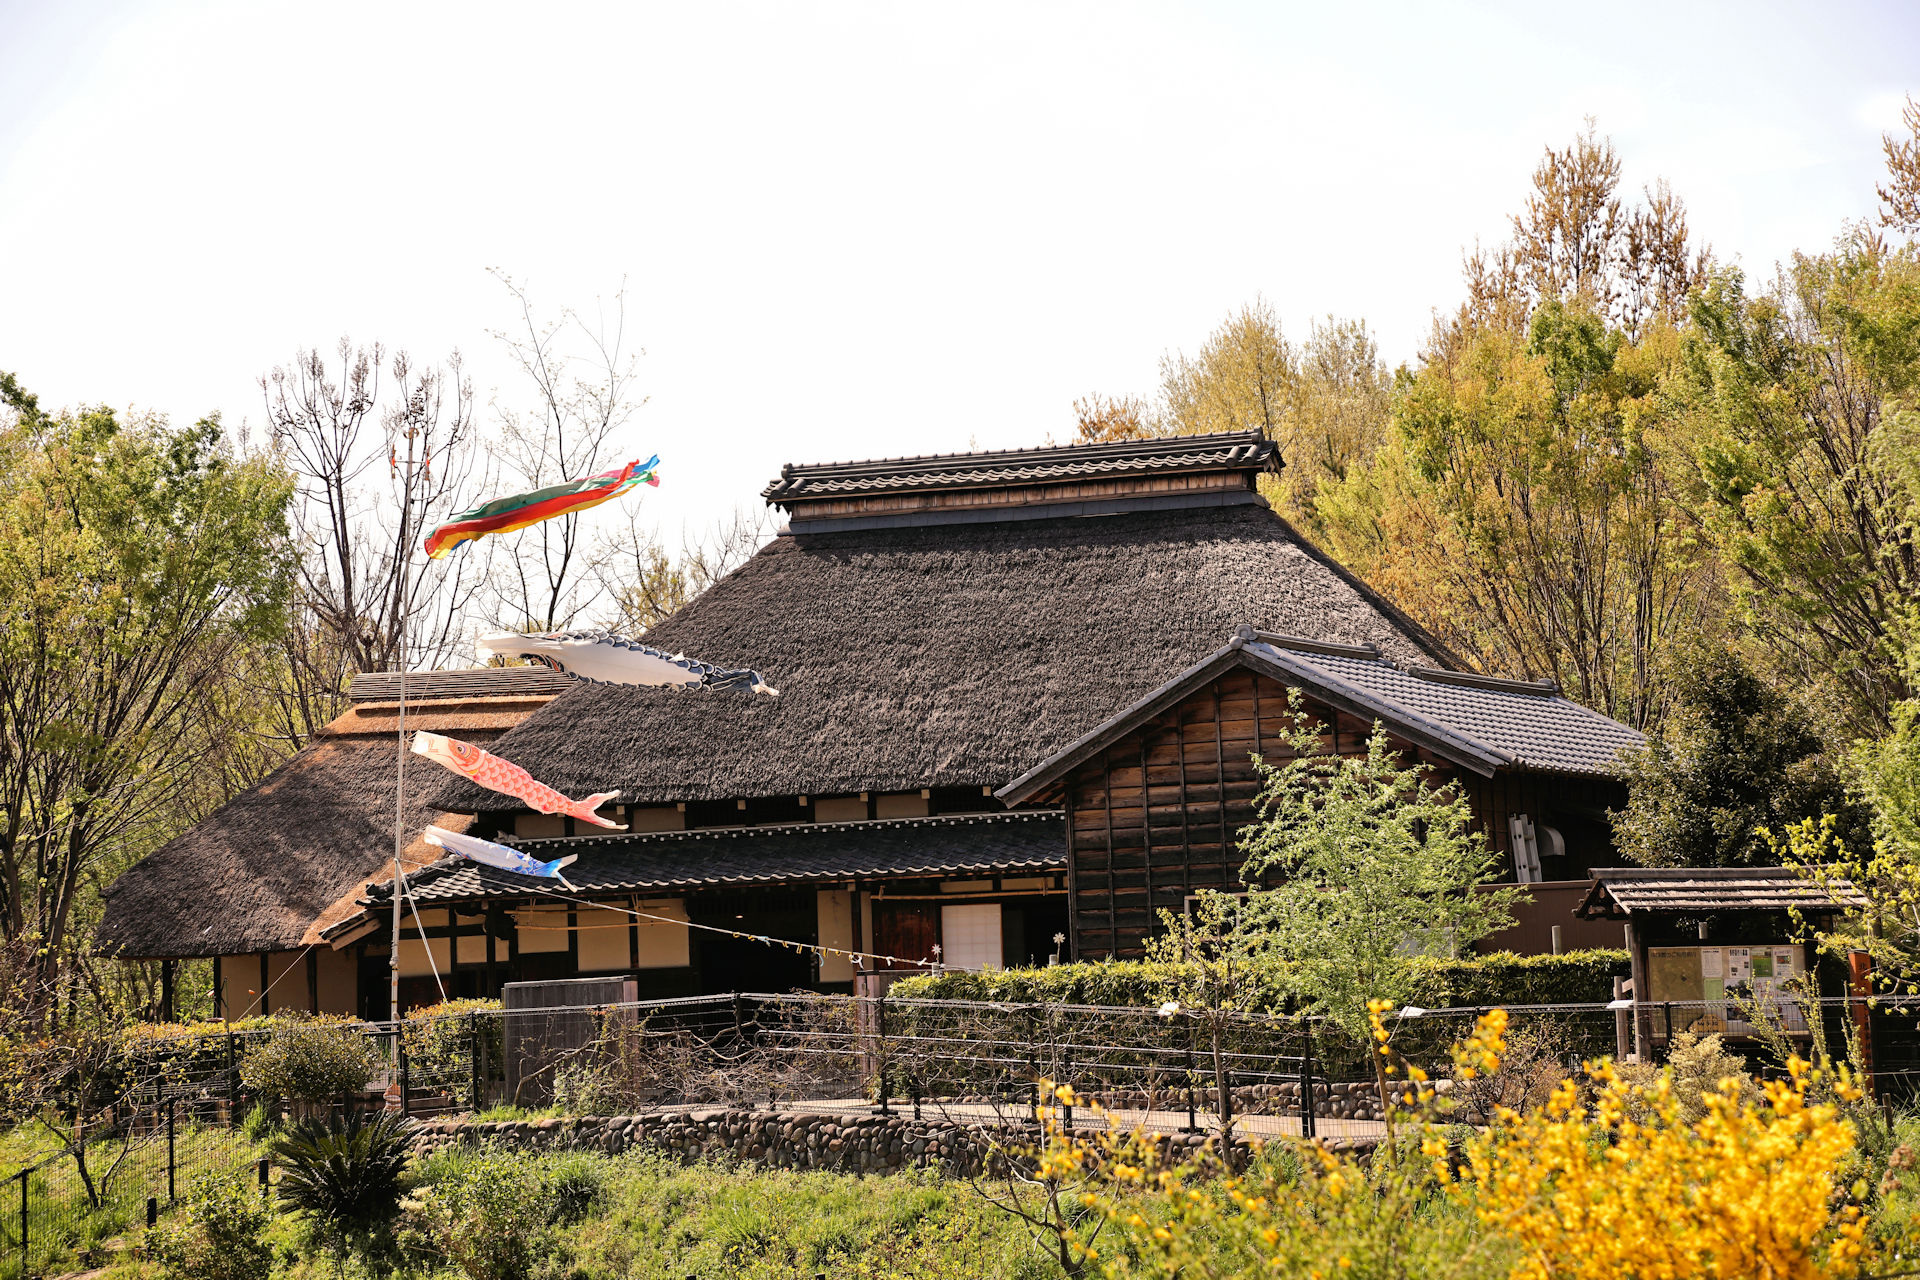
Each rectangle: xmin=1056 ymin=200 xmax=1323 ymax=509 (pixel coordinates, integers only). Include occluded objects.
xmin=411 ymin=1108 xmax=1219 ymax=1178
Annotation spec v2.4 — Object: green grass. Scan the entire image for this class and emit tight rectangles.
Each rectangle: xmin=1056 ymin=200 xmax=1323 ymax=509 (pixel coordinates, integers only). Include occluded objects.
xmin=391 ymin=1145 xmax=1062 ymax=1280
xmin=90 ymin=1145 xmax=1066 ymax=1280
xmin=527 ymin=1154 xmax=1061 ymax=1280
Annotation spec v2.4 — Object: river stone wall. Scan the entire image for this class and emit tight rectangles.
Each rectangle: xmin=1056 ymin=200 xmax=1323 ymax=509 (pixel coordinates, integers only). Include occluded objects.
xmin=409 ymin=1108 xmax=1221 ymax=1177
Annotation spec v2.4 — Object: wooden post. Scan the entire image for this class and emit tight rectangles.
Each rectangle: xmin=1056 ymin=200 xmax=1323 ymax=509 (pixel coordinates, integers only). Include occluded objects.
xmin=212 ymin=955 xmax=223 ymax=1021
xmin=1624 ymin=921 xmax=1650 ymax=1062
xmin=484 ymin=905 xmax=499 ymax=997
xmin=259 ymin=953 xmax=270 ymax=1017
xmin=307 ymin=951 xmax=319 ymax=1014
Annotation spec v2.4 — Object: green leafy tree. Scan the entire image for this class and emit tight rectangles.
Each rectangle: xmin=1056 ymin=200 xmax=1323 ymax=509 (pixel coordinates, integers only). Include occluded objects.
xmin=1665 ymin=242 xmax=1920 ymax=734
xmin=1778 ymin=699 xmax=1920 ymax=997
xmin=0 ymin=394 xmax=293 ymax=1016
xmin=1235 ymin=713 xmax=1518 ymax=1039
xmin=1207 ymin=703 xmax=1517 ymax=1110
xmin=1612 ymin=640 xmax=1868 ymax=867
xmin=1075 ymin=301 xmax=1391 ymax=536
xmin=1317 ymin=127 xmax=1720 ymax=728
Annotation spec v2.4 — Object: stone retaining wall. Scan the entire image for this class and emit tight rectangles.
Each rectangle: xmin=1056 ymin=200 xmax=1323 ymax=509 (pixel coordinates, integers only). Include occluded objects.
xmin=411 ymin=1108 xmax=1219 ymax=1178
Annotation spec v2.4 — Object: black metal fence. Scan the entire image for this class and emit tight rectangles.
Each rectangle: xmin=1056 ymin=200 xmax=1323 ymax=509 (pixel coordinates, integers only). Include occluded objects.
xmin=1 ymin=989 xmax=1912 ymax=1277
xmin=0 ymin=1045 xmax=270 ymax=1280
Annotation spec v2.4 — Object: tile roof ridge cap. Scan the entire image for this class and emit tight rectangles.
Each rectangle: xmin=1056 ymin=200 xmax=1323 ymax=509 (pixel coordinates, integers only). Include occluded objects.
xmin=772 ymin=430 xmax=1269 ymax=478
xmin=1407 ymin=664 xmax=1560 ymax=696
xmin=1251 ymin=630 xmax=1382 ymax=660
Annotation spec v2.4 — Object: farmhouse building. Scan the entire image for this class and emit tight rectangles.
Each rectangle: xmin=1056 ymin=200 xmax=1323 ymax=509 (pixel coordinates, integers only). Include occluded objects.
xmin=97 ymin=430 xmax=1644 ymax=1018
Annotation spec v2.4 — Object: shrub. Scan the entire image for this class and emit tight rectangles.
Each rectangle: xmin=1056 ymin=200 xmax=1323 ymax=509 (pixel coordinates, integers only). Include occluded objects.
xmin=1617 ymin=1030 xmax=1756 ymax=1124
xmin=270 ymin=1111 xmax=415 ymax=1252
xmin=411 ymin=1150 xmax=555 ymax=1280
xmin=239 ymin=1102 xmax=275 ymax=1143
xmin=147 ymin=1172 xmax=273 ymax=1280
xmin=551 ymin=1061 xmax=629 ymax=1117
xmin=401 ymin=997 xmax=503 ymax=1111
xmin=1465 ymin=1056 xmax=1869 ymax=1278
xmin=543 ymin=1150 xmax=608 ymax=1225
xmin=238 ymin=1015 xmax=381 ymax=1104
xmin=890 ymin=950 xmax=1628 ymax=1010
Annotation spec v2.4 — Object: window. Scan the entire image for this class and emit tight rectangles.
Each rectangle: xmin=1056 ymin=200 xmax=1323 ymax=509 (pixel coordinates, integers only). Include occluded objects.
xmin=940 ymin=904 xmax=1002 ymax=971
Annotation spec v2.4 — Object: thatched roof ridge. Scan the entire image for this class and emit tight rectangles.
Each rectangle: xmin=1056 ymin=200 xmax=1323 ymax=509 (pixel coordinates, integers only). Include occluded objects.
xmin=763 ymin=430 xmax=1277 ymax=505
xmin=427 ymin=502 xmax=1456 ymax=813
xmin=98 ymin=680 xmax=555 ymax=959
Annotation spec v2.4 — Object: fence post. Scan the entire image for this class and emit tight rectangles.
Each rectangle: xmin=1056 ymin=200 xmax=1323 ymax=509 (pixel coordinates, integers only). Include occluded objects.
xmin=167 ymin=1096 xmax=176 ymax=1204
xmin=399 ymin=1035 xmax=411 ymax=1118
xmin=469 ymin=1011 xmax=482 ymax=1111
xmin=875 ymin=991 xmax=890 ymax=1117
xmin=1027 ymin=1009 xmax=1041 ymax=1123
xmin=226 ymin=1028 xmax=238 ymax=1123
xmin=20 ymin=1169 xmax=27 ymax=1276
xmin=1055 ymin=1007 xmax=1071 ymax=1130
xmin=1300 ymin=1020 xmax=1316 ymax=1142
xmin=1183 ymin=1017 xmax=1199 ymax=1134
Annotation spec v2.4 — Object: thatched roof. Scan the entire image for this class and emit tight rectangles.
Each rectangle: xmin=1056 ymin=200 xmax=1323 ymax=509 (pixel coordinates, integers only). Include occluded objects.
xmin=428 ymin=496 xmax=1454 ymax=813
xmin=96 ymin=684 xmax=557 ymax=959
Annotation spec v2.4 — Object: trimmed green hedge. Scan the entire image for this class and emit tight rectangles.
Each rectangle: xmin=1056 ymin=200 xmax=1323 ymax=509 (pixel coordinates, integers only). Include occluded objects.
xmin=887 ymin=949 xmax=1629 ymax=1011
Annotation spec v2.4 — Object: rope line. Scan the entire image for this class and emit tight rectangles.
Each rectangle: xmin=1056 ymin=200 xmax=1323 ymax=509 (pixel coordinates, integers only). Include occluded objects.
xmin=516 ymin=883 xmax=957 ymax=973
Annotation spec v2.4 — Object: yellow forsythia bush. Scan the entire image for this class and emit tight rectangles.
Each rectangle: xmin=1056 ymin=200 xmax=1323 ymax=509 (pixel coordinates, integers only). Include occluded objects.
xmin=1068 ymin=1008 xmax=1892 ymax=1280
xmin=1463 ymin=1056 xmax=1868 ymax=1280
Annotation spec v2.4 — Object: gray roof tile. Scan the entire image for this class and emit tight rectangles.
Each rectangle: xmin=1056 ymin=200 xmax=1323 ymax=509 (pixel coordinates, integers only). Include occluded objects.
xmin=1254 ymin=642 xmax=1645 ymax=776
xmin=363 ymin=812 xmax=1067 ymax=908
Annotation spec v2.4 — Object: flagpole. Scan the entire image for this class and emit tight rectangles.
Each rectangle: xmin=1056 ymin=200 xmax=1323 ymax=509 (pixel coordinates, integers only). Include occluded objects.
xmin=391 ymin=447 xmax=413 ymax=1030
xmin=391 ymin=624 xmax=405 ymax=1028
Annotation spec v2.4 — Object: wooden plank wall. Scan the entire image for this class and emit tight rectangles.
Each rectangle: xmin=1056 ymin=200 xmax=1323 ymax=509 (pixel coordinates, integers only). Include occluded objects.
xmin=1063 ymin=668 xmax=1627 ymax=961
xmin=1065 ymin=669 xmax=1386 ymax=960
xmin=1457 ymin=770 xmax=1627 ymax=877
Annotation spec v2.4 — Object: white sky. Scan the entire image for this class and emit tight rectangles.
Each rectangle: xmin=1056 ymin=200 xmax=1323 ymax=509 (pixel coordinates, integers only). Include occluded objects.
xmin=2 ymin=0 xmax=1916 ymax=540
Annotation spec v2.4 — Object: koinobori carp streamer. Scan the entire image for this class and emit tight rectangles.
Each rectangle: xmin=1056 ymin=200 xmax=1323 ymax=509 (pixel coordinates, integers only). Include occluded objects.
xmin=410 ymin=731 xmax=623 ymax=829
xmin=424 ymin=456 xmax=659 ymax=559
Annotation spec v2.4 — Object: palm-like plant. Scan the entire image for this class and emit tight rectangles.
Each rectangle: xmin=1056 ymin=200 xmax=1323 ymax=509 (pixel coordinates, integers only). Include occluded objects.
xmin=270 ymin=1111 xmax=415 ymax=1242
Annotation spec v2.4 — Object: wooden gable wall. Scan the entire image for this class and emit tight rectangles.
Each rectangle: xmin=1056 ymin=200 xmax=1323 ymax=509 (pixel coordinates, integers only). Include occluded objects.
xmin=1058 ymin=666 xmax=1625 ymax=961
